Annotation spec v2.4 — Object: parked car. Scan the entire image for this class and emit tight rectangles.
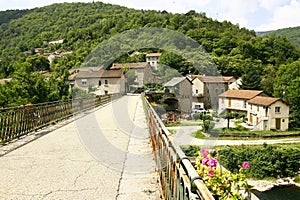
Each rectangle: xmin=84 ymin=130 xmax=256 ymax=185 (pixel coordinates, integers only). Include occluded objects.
xmin=144 ymin=88 xmax=156 ymax=94
xmin=191 ymin=108 xmax=207 ymax=115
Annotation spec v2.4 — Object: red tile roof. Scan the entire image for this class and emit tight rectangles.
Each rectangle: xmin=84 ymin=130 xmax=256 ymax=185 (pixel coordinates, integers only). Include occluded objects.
xmin=110 ymin=62 xmax=149 ymax=69
xmin=101 ymin=69 xmax=124 ymax=78
xmin=146 ymin=53 xmax=161 ymax=57
xmin=248 ymin=96 xmax=281 ymax=106
xmin=192 ymin=75 xmax=236 ymax=83
xmin=75 ymin=68 xmax=123 ymax=79
xmin=0 ymin=78 xmax=13 ymax=84
xmin=219 ymin=90 xmax=264 ymax=99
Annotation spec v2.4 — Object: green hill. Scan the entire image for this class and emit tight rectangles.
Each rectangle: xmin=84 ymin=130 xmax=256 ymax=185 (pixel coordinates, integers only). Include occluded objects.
xmin=257 ymin=26 xmax=300 ymax=49
xmin=0 ymin=2 xmax=299 ymax=128
xmin=1 ymin=2 xmax=299 ymax=77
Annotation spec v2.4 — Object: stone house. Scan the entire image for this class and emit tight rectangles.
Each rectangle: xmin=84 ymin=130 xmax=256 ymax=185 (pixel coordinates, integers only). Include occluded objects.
xmin=74 ymin=67 xmax=125 ymax=95
xmin=146 ymin=53 xmax=161 ymax=70
xmin=164 ymin=77 xmax=193 ymax=113
xmin=190 ymin=75 xmax=237 ymax=110
xmin=218 ymin=90 xmax=289 ymax=131
xmin=110 ymin=62 xmax=155 ymax=88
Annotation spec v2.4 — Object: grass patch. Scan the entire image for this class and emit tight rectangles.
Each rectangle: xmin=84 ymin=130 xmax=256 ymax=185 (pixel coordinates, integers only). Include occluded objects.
xmin=209 ymin=127 xmax=300 ymax=138
xmin=167 ymin=129 xmax=176 ymax=135
xmin=193 ymin=129 xmax=206 ymax=139
xmin=165 ymin=120 xmax=202 ymax=127
xmin=295 ymin=176 xmax=300 ymax=183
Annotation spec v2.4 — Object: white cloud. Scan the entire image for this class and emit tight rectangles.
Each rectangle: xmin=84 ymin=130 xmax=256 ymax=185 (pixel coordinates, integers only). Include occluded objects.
xmin=256 ymin=0 xmax=300 ymax=31
xmin=210 ymin=0 xmax=260 ymax=28
xmin=259 ymin=0 xmax=289 ymax=10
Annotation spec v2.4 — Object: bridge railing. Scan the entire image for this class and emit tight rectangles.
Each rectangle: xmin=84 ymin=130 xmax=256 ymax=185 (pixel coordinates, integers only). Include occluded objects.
xmin=0 ymin=93 xmax=121 ymax=143
xmin=142 ymin=95 xmax=214 ymax=200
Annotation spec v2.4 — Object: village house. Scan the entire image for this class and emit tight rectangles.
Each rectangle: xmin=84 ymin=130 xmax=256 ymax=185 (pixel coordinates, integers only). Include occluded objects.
xmin=247 ymin=96 xmax=289 ymax=131
xmin=110 ymin=62 xmax=155 ymax=89
xmin=218 ymin=90 xmax=289 ymax=131
xmin=164 ymin=77 xmax=193 ymax=113
xmin=218 ymin=90 xmax=265 ymax=115
xmin=146 ymin=53 xmax=161 ymax=70
xmin=0 ymin=78 xmax=13 ymax=84
xmin=74 ymin=67 xmax=125 ymax=95
xmin=189 ymin=75 xmax=237 ymax=110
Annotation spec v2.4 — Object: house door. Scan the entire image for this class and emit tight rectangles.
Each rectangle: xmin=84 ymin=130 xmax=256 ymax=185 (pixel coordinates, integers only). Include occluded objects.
xmin=249 ymin=114 xmax=253 ymax=124
xmin=276 ymin=118 xmax=281 ymax=130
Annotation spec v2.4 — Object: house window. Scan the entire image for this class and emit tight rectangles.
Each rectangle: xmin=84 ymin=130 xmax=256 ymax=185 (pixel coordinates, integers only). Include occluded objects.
xmin=195 ymin=89 xmax=198 ymax=94
xmin=221 ymin=98 xmax=224 ymax=103
xmin=275 ymin=107 xmax=281 ymax=113
xmin=215 ymin=88 xmax=218 ymax=94
xmin=228 ymin=98 xmax=231 ymax=107
xmin=105 ymin=90 xmax=108 ymax=95
xmin=81 ymin=79 xmax=87 ymax=86
xmin=244 ymin=101 xmax=247 ymax=108
xmin=104 ymin=79 xmax=108 ymax=85
xmin=265 ymin=107 xmax=268 ymax=117
xmin=221 ymin=88 xmax=224 ymax=93
xmin=250 ymin=104 xmax=252 ymax=110
xmin=98 ymin=80 xmax=101 ymax=86
xmin=195 ymin=104 xmax=201 ymax=109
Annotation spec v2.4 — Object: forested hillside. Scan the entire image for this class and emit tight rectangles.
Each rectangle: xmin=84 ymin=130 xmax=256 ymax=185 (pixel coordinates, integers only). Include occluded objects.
xmin=257 ymin=26 xmax=300 ymax=49
xmin=0 ymin=2 xmax=299 ymax=127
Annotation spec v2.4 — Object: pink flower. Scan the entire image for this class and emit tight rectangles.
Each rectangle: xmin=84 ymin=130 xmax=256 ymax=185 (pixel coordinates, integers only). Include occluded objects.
xmin=202 ymin=157 xmax=209 ymax=165
xmin=208 ymin=170 xmax=214 ymax=178
xmin=207 ymin=158 xmax=218 ymax=167
xmin=242 ymin=162 xmax=249 ymax=169
xmin=201 ymin=148 xmax=209 ymax=158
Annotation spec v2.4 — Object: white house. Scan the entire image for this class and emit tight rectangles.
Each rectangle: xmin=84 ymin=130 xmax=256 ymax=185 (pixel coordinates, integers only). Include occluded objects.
xmin=218 ymin=90 xmax=289 ymax=131
xmin=247 ymin=96 xmax=289 ymax=131
xmin=146 ymin=53 xmax=161 ymax=70
xmin=218 ymin=90 xmax=265 ymax=115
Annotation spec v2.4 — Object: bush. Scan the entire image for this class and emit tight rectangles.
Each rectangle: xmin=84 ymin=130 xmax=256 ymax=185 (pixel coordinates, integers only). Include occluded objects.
xmin=217 ymin=145 xmax=300 ymax=179
xmin=203 ymin=120 xmax=210 ymax=132
xmin=192 ymin=113 xmax=202 ymax=120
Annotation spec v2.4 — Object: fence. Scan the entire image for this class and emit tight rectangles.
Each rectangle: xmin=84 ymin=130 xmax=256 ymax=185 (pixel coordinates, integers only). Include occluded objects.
xmin=142 ymin=95 xmax=214 ymax=200
xmin=0 ymin=93 xmax=121 ymax=143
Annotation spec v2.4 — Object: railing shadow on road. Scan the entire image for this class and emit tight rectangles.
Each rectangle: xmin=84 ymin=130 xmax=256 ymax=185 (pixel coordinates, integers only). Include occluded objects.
xmin=142 ymin=94 xmax=215 ymax=200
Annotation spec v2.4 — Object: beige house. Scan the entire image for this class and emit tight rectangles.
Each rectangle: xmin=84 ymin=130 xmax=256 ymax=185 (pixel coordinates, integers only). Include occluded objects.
xmin=110 ymin=62 xmax=155 ymax=88
xmin=218 ymin=90 xmax=265 ymax=115
xmin=146 ymin=53 xmax=161 ymax=70
xmin=164 ymin=77 xmax=193 ymax=113
xmin=190 ymin=75 xmax=237 ymax=110
xmin=218 ymin=90 xmax=289 ymax=131
xmin=97 ymin=70 xmax=126 ymax=95
xmin=74 ymin=68 xmax=125 ymax=95
xmin=247 ymin=96 xmax=289 ymax=131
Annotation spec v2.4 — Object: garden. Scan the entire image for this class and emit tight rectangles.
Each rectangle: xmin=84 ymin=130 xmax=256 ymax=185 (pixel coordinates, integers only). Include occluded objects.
xmin=182 ymin=143 xmax=300 ymax=199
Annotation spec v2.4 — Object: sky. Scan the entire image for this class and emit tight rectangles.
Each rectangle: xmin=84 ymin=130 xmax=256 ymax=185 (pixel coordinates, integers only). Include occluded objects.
xmin=0 ymin=0 xmax=300 ymax=31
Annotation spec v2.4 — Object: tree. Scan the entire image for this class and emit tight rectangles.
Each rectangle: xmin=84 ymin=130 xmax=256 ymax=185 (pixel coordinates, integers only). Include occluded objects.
xmin=239 ymin=64 xmax=262 ymax=90
xmin=273 ymin=60 xmax=300 ymax=128
xmin=26 ymin=54 xmax=50 ymax=71
xmin=222 ymin=112 xmax=245 ymax=129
